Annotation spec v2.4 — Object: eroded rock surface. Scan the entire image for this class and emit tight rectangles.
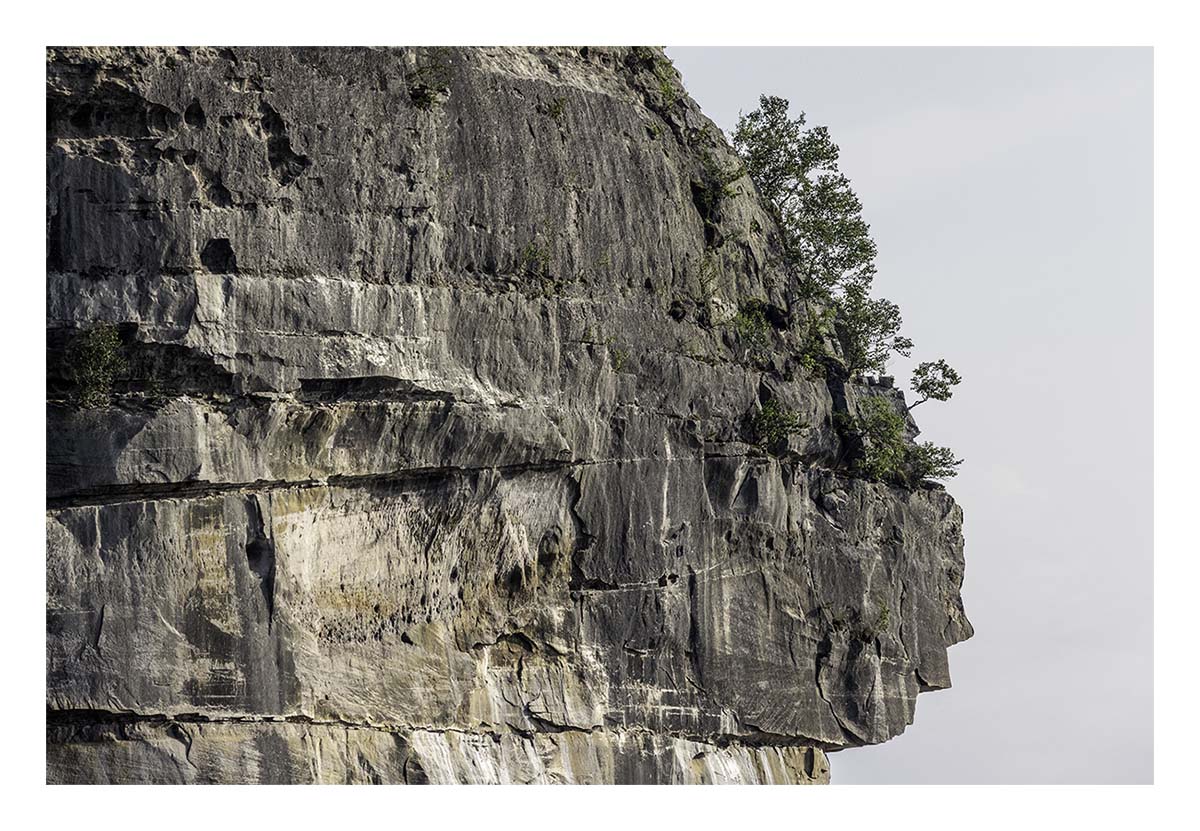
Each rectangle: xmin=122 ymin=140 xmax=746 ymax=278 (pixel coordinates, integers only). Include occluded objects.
xmin=46 ymin=46 xmax=970 ymax=784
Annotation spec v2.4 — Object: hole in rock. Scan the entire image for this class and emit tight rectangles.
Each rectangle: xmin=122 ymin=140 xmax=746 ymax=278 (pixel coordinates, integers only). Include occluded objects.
xmin=200 ymin=238 xmax=238 ymax=273
xmin=184 ymin=100 xmax=206 ymax=128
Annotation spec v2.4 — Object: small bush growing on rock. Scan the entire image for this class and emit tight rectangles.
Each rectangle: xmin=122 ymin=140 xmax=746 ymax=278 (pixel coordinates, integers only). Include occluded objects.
xmin=693 ymin=150 xmax=744 ymax=222
xmin=541 ymin=96 xmax=568 ymax=130
xmin=750 ymin=399 xmax=802 ymax=452
xmin=847 ymin=396 xmax=909 ymax=482
xmin=518 ymin=240 xmax=551 ymax=277
xmin=731 ymin=299 xmax=771 ymax=360
xmin=652 ymin=58 xmax=680 ymax=106
xmin=624 ymin=48 xmax=681 ymax=108
xmin=67 ymin=323 xmax=126 ymax=408
xmin=905 ymin=441 xmax=962 ymax=481
xmin=854 ymin=602 xmax=892 ymax=643
xmin=604 ymin=338 xmax=631 ymax=372
xmin=842 ymin=396 xmax=961 ymax=485
xmin=795 ymin=306 xmax=835 ymax=378
xmin=409 ymin=48 xmax=452 ymax=110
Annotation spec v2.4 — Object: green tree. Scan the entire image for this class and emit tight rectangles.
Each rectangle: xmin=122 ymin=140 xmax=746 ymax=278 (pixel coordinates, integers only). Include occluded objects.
xmin=734 ymin=94 xmax=963 ymax=483
xmin=847 ymin=396 xmax=909 ymax=481
xmin=749 ymin=399 xmax=802 ymax=453
xmin=732 ymin=95 xmax=910 ymax=375
xmin=843 ymin=396 xmax=961 ymax=485
xmin=835 ymin=284 xmax=914 ymax=376
xmin=908 ymin=359 xmax=962 ymax=409
xmin=906 ymin=442 xmax=962 ymax=481
xmin=732 ymin=95 xmax=876 ymax=300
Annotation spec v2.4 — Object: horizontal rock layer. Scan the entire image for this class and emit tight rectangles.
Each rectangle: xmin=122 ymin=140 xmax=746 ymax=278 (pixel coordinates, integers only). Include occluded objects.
xmin=46 ymin=46 xmax=970 ymax=784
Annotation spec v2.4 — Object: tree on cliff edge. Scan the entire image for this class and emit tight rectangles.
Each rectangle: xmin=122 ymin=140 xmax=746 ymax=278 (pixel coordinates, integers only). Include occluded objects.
xmin=733 ymin=94 xmax=963 ymax=481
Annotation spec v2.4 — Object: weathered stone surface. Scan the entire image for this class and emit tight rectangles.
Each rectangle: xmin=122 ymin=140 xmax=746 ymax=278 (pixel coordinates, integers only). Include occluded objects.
xmin=46 ymin=46 xmax=970 ymax=784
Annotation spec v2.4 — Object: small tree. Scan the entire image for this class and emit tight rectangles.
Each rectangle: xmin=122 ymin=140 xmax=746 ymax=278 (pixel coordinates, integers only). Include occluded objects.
xmin=836 ymin=284 xmax=914 ymax=376
xmin=749 ymin=399 xmax=802 ymax=453
xmin=734 ymin=94 xmax=963 ymax=483
xmin=906 ymin=442 xmax=962 ymax=481
xmin=908 ymin=359 xmax=962 ymax=409
xmin=842 ymin=396 xmax=961 ymax=485
xmin=846 ymin=396 xmax=908 ymax=481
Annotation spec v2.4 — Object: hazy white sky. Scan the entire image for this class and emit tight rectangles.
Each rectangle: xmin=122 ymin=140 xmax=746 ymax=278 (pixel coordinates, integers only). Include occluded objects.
xmin=668 ymin=47 xmax=1153 ymax=784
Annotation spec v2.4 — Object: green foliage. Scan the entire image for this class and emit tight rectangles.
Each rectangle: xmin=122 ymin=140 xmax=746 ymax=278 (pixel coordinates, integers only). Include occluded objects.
xmin=875 ymin=602 xmax=891 ymax=632
xmin=733 ymin=95 xmax=920 ymax=377
xmin=732 ymin=95 xmax=877 ymax=300
xmin=409 ymin=48 xmax=452 ymax=110
xmin=625 ymin=47 xmax=680 ymax=107
xmin=835 ymin=284 xmax=914 ymax=376
xmin=704 ymin=151 xmax=744 ymax=199
xmin=847 ymin=396 xmax=909 ymax=482
xmin=856 ymin=601 xmax=892 ymax=643
xmin=906 ymin=441 xmax=962 ymax=480
xmin=542 ymin=96 xmax=568 ymax=130
xmin=611 ymin=347 xmax=629 ymax=372
xmin=842 ymin=396 xmax=961 ymax=485
xmin=602 ymin=336 xmax=631 ymax=372
xmin=517 ymin=239 xmax=569 ymax=296
xmin=67 ymin=323 xmax=126 ymax=409
xmin=796 ymin=306 xmax=835 ymax=378
xmin=693 ymin=150 xmax=745 ymax=231
xmin=909 ymin=359 xmax=962 ymax=408
xmin=518 ymin=240 xmax=551 ymax=277
xmin=657 ymin=75 xmax=678 ymax=106
xmin=750 ymin=399 xmax=802 ymax=452
xmin=730 ymin=298 xmax=771 ymax=360
xmin=652 ymin=58 xmax=680 ymax=106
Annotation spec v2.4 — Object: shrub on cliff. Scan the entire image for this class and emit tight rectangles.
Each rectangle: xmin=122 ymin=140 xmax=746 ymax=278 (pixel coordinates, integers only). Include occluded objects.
xmin=66 ymin=323 xmax=126 ymax=408
xmin=845 ymin=396 xmax=909 ymax=481
xmin=906 ymin=441 xmax=962 ymax=481
xmin=409 ymin=48 xmax=452 ymax=110
xmin=749 ymin=399 xmax=802 ymax=453
xmin=843 ymin=396 xmax=960 ymax=485
xmin=730 ymin=299 xmax=771 ymax=362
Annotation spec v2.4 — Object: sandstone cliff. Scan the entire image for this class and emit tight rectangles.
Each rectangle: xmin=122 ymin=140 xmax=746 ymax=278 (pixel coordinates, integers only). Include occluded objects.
xmin=46 ymin=46 xmax=971 ymax=784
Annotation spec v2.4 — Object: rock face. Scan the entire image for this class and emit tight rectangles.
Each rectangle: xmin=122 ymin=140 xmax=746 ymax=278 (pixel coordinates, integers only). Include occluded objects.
xmin=45 ymin=46 xmax=971 ymax=784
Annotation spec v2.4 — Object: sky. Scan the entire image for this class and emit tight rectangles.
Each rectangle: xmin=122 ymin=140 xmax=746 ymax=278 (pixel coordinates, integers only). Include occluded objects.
xmin=667 ymin=47 xmax=1153 ymax=784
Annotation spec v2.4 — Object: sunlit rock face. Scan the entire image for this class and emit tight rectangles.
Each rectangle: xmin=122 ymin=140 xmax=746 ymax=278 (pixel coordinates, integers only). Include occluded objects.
xmin=45 ymin=46 xmax=970 ymax=785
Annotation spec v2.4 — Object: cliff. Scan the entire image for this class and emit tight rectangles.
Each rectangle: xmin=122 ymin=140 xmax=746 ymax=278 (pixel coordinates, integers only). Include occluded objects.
xmin=45 ymin=46 xmax=971 ymax=784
